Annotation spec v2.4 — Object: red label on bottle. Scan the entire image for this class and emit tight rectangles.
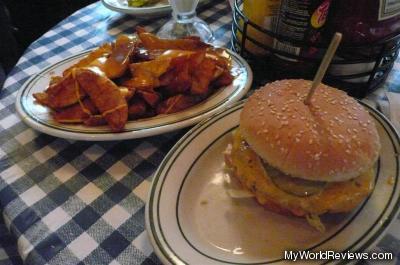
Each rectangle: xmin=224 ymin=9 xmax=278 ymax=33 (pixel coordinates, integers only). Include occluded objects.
xmin=311 ymin=0 xmax=331 ymax=28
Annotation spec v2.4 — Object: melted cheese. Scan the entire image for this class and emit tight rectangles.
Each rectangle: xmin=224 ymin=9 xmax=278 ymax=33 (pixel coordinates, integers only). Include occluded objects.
xmin=230 ymin=129 xmax=374 ymax=216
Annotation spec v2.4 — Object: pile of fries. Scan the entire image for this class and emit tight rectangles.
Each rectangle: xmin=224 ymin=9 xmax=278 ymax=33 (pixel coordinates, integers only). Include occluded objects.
xmin=33 ymin=27 xmax=233 ymax=132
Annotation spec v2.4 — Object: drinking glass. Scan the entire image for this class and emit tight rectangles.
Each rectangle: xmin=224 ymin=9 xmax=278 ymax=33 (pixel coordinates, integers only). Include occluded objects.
xmin=157 ymin=0 xmax=214 ymax=42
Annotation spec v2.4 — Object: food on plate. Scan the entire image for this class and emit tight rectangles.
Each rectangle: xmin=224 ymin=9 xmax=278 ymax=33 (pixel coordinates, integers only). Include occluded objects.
xmin=75 ymin=67 xmax=129 ymax=132
xmin=103 ymin=35 xmax=137 ymax=79
xmin=33 ymin=27 xmax=233 ymax=132
xmin=136 ymin=27 xmax=209 ymax=51
xmin=224 ymin=79 xmax=381 ymax=231
xmin=127 ymin=0 xmax=165 ymax=7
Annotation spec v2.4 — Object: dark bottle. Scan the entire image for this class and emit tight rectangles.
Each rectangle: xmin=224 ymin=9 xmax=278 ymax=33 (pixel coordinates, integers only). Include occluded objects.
xmin=327 ymin=0 xmax=400 ymax=84
xmin=328 ymin=0 xmax=400 ymax=45
xmin=270 ymin=0 xmax=332 ymax=79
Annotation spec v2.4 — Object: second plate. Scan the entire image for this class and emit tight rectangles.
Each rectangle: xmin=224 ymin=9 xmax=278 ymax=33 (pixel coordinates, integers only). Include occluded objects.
xmin=16 ymin=48 xmax=252 ymax=141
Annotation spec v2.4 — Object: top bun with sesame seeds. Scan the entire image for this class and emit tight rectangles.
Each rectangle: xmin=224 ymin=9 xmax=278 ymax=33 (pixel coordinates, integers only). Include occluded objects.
xmin=239 ymin=79 xmax=381 ymax=182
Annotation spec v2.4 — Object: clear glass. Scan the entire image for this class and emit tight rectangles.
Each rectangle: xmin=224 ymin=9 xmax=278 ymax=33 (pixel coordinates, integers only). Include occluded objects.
xmin=157 ymin=0 xmax=214 ymax=43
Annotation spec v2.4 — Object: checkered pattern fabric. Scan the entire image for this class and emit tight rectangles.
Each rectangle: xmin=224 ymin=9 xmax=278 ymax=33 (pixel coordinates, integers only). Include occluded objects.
xmin=0 ymin=213 xmax=22 ymax=265
xmin=0 ymin=0 xmax=400 ymax=264
xmin=0 ymin=1 xmax=229 ymax=264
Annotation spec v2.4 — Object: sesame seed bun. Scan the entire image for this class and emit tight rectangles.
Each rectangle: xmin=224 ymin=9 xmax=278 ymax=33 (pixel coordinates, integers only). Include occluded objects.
xmin=240 ymin=79 xmax=381 ymax=182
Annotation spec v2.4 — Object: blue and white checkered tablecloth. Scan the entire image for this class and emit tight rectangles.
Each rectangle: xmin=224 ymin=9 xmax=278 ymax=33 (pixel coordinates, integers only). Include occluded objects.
xmin=1 ymin=1 xmax=400 ymax=264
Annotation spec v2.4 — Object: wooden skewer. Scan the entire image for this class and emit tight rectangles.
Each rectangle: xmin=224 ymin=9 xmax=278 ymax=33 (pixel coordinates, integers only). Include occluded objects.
xmin=304 ymin=32 xmax=343 ymax=105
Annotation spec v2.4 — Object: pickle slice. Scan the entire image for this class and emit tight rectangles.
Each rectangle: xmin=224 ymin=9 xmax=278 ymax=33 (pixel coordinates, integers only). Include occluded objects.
xmin=262 ymin=161 xmax=326 ymax=197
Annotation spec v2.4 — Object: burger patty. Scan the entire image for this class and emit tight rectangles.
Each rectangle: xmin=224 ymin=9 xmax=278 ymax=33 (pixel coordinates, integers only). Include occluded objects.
xmin=225 ymin=129 xmax=374 ymax=217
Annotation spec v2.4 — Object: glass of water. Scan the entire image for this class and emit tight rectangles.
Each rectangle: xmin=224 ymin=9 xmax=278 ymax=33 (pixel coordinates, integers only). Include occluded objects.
xmin=157 ymin=0 xmax=214 ymax=42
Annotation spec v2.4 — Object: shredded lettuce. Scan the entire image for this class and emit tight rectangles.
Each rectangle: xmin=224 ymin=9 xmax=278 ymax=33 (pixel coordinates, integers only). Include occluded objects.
xmin=306 ymin=214 xmax=325 ymax=233
xmin=127 ymin=0 xmax=156 ymax=7
xmin=226 ymin=188 xmax=255 ymax=198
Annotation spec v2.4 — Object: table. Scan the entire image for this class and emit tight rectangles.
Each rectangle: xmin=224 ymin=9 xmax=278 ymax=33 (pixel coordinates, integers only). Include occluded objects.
xmin=1 ymin=1 xmax=400 ymax=264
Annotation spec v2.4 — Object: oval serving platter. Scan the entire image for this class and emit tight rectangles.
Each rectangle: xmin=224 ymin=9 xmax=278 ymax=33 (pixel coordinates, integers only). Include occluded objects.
xmin=146 ymin=100 xmax=400 ymax=265
xmin=16 ymin=49 xmax=252 ymax=141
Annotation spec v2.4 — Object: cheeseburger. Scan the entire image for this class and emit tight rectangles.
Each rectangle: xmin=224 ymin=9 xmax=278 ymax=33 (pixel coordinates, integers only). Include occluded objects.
xmin=224 ymin=79 xmax=381 ymax=231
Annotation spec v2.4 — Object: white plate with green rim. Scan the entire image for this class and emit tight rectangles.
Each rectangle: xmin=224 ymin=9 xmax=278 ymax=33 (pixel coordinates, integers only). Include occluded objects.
xmin=101 ymin=0 xmax=170 ymax=17
xmin=101 ymin=0 xmax=206 ymax=17
xmin=145 ymin=100 xmax=400 ymax=265
xmin=15 ymin=48 xmax=252 ymax=141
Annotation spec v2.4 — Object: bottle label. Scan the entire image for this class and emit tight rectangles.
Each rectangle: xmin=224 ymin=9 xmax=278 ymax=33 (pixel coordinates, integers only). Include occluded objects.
xmin=273 ymin=0 xmax=331 ymax=61
xmin=273 ymin=39 xmax=301 ymax=61
xmin=311 ymin=0 xmax=330 ymax=28
xmin=379 ymin=0 xmax=400 ymax=21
